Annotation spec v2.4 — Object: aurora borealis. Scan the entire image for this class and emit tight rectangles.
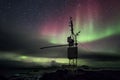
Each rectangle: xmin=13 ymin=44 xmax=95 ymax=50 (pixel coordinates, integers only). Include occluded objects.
xmin=0 ymin=0 xmax=120 ymax=68
xmin=40 ymin=0 xmax=120 ymax=44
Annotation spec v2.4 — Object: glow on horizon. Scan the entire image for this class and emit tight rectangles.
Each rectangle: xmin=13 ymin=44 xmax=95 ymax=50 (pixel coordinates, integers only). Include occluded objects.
xmin=0 ymin=53 xmax=88 ymax=66
xmin=1 ymin=52 xmax=120 ymax=67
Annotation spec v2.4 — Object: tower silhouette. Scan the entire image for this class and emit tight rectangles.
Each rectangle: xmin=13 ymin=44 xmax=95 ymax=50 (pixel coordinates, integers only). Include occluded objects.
xmin=40 ymin=17 xmax=80 ymax=66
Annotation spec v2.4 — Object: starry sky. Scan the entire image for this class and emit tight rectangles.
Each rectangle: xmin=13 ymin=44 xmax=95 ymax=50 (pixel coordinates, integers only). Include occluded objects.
xmin=0 ymin=0 xmax=120 ymax=68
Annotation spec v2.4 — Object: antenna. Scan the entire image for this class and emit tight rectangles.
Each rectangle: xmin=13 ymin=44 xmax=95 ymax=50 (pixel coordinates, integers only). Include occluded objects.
xmin=40 ymin=44 xmax=68 ymax=49
xmin=69 ymin=17 xmax=74 ymax=35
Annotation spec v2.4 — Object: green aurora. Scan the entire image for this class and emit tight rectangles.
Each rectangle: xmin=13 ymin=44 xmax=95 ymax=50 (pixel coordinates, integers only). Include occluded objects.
xmin=49 ymin=21 xmax=120 ymax=44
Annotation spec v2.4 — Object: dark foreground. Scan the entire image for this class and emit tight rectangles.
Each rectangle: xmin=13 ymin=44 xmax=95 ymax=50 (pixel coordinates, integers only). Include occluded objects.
xmin=40 ymin=69 xmax=120 ymax=80
xmin=0 ymin=68 xmax=120 ymax=80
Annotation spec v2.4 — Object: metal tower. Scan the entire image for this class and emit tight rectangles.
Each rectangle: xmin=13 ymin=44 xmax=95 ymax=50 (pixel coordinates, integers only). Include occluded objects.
xmin=40 ymin=17 xmax=80 ymax=67
xmin=67 ymin=17 xmax=80 ymax=66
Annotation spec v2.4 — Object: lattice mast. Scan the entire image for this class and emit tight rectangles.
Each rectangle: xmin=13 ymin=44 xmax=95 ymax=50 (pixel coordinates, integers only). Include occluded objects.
xmin=40 ymin=17 xmax=80 ymax=67
xmin=67 ymin=17 xmax=80 ymax=66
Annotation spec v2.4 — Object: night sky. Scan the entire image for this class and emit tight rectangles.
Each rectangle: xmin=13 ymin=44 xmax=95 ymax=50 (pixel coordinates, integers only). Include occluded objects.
xmin=0 ymin=0 xmax=120 ymax=68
